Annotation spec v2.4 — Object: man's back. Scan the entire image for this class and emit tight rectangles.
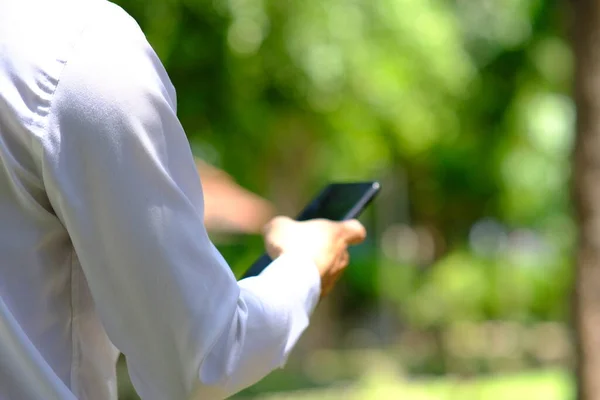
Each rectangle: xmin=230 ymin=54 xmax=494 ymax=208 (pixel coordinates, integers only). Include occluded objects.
xmin=0 ymin=1 xmax=130 ymax=398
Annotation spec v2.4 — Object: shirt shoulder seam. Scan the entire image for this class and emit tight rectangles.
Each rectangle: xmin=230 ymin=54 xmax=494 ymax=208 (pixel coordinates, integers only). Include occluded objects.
xmin=40 ymin=11 xmax=98 ymax=130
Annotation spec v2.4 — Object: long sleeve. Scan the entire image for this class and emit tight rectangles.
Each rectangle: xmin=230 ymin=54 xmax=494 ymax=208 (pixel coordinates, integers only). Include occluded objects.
xmin=41 ymin=3 xmax=321 ymax=399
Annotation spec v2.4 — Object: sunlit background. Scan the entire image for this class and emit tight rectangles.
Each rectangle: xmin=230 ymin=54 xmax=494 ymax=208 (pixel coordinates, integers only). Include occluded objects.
xmin=112 ymin=0 xmax=575 ymax=398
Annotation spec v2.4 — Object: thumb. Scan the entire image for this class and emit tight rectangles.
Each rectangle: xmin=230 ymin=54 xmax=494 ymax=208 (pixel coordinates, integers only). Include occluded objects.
xmin=341 ymin=219 xmax=367 ymax=245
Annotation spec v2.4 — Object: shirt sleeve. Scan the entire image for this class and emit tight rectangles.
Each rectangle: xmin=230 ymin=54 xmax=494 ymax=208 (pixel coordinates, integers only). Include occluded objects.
xmin=41 ymin=4 xmax=321 ymax=399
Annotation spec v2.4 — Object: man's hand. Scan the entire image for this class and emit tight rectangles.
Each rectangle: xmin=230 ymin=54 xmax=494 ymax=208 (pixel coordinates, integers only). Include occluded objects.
xmin=263 ymin=216 xmax=367 ymax=298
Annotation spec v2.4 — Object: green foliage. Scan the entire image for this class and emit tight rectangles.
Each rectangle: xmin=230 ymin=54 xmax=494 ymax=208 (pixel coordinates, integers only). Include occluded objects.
xmin=113 ymin=0 xmax=572 ymax=227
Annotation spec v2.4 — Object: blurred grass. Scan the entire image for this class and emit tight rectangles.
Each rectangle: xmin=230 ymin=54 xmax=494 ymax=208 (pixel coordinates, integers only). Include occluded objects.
xmin=244 ymin=369 xmax=573 ymax=400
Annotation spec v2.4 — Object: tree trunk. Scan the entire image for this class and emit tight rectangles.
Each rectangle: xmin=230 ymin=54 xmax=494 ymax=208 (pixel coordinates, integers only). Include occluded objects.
xmin=572 ymin=1 xmax=600 ymax=398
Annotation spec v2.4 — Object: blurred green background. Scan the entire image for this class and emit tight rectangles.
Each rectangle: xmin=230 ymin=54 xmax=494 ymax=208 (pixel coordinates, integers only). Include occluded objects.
xmin=111 ymin=0 xmax=577 ymax=398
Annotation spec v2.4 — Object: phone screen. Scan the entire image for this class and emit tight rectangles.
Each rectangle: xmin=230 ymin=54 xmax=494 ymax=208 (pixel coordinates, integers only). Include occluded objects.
xmin=296 ymin=182 xmax=380 ymax=221
xmin=241 ymin=182 xmax=380 ymax=279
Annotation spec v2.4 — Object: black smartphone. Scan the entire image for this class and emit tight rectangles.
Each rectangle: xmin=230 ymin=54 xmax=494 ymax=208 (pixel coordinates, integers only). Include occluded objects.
xmin=241 ymin=181 xmax=380 ymax=279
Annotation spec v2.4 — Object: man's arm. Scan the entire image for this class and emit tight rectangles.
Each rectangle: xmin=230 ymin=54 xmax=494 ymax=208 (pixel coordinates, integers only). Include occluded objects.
xmin=42 ymin=4 xmax=320 ymax=399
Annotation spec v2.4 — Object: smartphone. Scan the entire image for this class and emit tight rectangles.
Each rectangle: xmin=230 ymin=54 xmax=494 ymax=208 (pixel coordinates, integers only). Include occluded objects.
xmin=241 ymin=181 xmax=380 ymax=279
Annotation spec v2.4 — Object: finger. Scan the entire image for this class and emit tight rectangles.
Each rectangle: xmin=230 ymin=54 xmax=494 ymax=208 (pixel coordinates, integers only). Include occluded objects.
xmin=340 ymin=219 xmax=367 ymax=245
xmin=338 ymin=249 xmax=350 ymax=267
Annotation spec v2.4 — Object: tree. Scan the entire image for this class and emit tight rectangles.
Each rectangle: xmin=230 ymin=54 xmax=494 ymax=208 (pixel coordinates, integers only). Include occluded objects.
xmin=573 ymin=0 xmax=600 ymax=398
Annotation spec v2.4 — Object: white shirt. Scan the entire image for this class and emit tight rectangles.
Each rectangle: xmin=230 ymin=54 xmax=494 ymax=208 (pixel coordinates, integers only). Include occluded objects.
xmin=0 ymin=0 xmax=321 ymax=399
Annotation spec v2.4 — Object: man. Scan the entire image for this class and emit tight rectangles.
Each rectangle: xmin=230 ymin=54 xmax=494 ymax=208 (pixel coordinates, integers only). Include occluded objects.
xmin=0 ymin=0 xmax=366 ymax=399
